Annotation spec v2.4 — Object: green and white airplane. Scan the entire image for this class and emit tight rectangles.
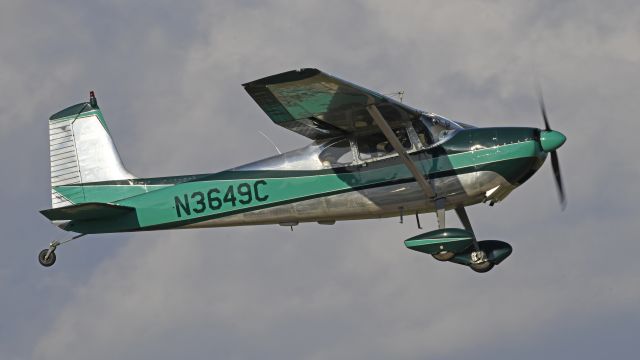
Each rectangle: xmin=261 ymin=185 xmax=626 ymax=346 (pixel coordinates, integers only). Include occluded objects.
xmin=40 ymin=68 xmax=566 ymax=273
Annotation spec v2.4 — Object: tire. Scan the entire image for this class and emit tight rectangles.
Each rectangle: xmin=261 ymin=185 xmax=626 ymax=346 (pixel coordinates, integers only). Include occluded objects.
xmin=432 ymin=251 xmax=455 ymax=261
xmin=38 ymin=249 xmax=56 ymax=267
xmin=469 ymin=261 xmax=493 ymax=273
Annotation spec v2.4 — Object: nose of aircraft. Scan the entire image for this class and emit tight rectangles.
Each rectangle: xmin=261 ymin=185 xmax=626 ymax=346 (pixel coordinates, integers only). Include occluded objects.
xmin=540 ymin=130 xmax=566 ymax=152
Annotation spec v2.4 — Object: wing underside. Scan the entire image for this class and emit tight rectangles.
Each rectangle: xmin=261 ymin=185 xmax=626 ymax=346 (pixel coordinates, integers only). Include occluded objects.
xmin=243 ymin=68 xmax=423 ymax=140
xmin=244 ymin=68 xmax=437 ymax=199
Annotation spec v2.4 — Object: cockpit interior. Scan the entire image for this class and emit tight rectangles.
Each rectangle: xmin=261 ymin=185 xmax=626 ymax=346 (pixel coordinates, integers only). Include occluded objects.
xmin=318 ymin=113 xmax=463 ymax=168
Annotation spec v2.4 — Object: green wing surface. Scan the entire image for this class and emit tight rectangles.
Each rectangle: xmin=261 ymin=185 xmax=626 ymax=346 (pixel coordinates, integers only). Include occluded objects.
xmin=243 ymin=68 xmax=422 ymax=139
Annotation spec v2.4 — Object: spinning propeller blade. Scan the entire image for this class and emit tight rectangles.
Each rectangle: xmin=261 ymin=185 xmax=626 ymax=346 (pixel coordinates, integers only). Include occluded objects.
xmin=537 ymin=86 xmax=551 ymax=131
xmin=550 ymin=151 xmax=566 ymax=209
xmin=537 ymin=88 xmax=566 ymax=210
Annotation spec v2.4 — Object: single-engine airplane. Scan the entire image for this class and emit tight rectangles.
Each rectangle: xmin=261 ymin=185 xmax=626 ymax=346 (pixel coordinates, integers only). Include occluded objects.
xmin=39 ymin=68 xmax=566 ymax=273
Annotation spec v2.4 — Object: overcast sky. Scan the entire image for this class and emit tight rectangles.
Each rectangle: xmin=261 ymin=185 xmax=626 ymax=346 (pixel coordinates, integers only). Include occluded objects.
xmin=1 ymin=1 xmax=639 ymax=359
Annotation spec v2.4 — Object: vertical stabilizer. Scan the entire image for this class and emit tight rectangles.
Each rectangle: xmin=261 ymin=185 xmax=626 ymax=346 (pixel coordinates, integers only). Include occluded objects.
xmin=48 ymin=92 xmax=135 ymax=208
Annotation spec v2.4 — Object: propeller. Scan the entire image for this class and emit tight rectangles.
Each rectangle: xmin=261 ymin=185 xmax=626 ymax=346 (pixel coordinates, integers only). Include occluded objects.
xmin=537 ymin=87 xmax=566 ymax=210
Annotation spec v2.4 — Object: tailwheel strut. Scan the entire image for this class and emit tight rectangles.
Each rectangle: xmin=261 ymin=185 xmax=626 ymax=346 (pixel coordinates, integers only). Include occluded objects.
xmin=38 ymin=234 xmax=85 ymax=267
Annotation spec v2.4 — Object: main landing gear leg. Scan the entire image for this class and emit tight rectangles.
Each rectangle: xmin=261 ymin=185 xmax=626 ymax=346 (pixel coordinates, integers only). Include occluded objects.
xmin=435 ymin=198 xmax=446 ymax=230
xmin=455 ymin=207 xmax=492 ymax=273
xmin=38 ymin=234 xmax=85 ymax=267
xmin=432 ymin=198 xmax=456 ymax=261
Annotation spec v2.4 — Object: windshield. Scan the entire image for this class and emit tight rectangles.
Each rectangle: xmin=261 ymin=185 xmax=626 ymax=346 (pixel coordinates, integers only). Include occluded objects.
xmin=412 ymin=113 xmax=461 ymax=147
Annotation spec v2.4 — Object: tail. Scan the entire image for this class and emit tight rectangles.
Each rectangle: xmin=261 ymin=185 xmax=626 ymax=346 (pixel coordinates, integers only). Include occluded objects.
xmin=49 ymin=91 xmax=135 ymax=208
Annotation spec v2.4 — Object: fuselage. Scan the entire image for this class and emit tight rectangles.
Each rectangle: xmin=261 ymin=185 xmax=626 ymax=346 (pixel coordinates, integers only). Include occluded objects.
xmin=55 ymin=126 xmax=548 ymax=234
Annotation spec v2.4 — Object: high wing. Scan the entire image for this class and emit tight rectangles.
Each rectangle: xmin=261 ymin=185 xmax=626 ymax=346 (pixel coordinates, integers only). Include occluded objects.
xmin=244 ymin=68 xmax=436 ymax=199
xmin=243 ymin=68 xmax=424 ymax=140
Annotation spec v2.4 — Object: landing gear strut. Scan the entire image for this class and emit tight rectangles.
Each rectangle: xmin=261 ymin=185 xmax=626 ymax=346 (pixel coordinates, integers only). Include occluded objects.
xmin=431 ymin=199 xmax=456 ymax=262
xmin=37 ymin=234 xmax=85 ymax=267
xmin=454 ymin=207 xmax=493 ymax=273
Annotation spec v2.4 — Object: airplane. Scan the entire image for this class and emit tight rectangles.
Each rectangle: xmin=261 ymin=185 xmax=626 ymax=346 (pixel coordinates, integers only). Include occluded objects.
xmin=39 ymin=68 xmax=566 ymax=273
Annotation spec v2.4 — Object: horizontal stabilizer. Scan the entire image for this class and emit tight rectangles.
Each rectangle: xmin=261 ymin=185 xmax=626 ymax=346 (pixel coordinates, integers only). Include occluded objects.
xmin=40 ymin=202 xmax=135 ymax=221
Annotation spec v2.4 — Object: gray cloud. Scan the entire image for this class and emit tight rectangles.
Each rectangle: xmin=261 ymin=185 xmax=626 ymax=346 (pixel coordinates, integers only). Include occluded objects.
xmin=1 ymin=1 xmax=638 ymax=359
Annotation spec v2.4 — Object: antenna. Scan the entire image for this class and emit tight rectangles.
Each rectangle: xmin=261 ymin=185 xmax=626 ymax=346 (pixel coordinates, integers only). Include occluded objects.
xmin=384 ymin=90 xmax=405 ymax=103
xmin=257 ymin=130 xmax=282 ymax=155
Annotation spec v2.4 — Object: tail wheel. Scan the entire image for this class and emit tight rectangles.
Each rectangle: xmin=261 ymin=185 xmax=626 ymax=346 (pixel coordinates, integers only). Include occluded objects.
xmin=38 ymin=249 xmax=56 ymax=267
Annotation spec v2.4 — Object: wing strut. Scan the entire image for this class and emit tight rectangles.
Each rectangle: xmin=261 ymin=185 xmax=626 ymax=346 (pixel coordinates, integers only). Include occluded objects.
xmin=366 ymin=104 xmax=436 ymax=199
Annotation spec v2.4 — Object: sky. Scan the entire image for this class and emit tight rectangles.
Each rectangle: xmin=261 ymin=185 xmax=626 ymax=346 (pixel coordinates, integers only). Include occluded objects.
xmin=1 ymin=0 xmax=639 ymax=359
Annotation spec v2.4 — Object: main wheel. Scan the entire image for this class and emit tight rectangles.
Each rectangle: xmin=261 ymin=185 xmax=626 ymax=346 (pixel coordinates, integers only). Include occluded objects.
xmin=469 ymin=261 xmax=493 ymax=273
xmin=38 ymin=249 xmax=56 ymax=267
xmin=432 ymin=251 xmax=455 ymax=261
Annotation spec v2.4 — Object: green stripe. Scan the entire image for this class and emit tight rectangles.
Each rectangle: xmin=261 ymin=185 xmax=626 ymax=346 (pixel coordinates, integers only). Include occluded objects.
xmin=60 ymin=140 xmax=543 ymax=233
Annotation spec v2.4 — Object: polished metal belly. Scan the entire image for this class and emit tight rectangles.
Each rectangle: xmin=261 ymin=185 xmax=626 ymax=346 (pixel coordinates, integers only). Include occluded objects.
xmin=182 ymin=171 xmax=512 ymax=229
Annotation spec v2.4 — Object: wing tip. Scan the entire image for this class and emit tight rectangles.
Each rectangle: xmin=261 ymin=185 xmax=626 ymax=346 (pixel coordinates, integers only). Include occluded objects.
xmin=242 ymin=68 xmax=321 ymax=87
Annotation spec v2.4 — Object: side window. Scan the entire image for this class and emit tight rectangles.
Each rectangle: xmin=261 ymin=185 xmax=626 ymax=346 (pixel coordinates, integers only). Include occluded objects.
xmin=357 ymin=128 xmax=411 ymax=161
xmin=319 ymin=139 xmax=354 ymax=168
xmin=411 ymin=118 xmax=431 ymax=147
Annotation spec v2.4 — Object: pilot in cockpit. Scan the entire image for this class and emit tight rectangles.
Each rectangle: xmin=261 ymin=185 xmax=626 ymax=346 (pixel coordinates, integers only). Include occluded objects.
xmin=382 ymin=128 xmax=411 ymax=153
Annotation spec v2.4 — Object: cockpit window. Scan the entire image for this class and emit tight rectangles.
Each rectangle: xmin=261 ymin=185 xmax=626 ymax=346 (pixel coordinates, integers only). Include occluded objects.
xmin=318 ymin=138 xmax=354 ymax=168
xmin=412 ymin=114 xmax=461 ymax=147
xmin=357 ymin=128 xmax=411 ymax=161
